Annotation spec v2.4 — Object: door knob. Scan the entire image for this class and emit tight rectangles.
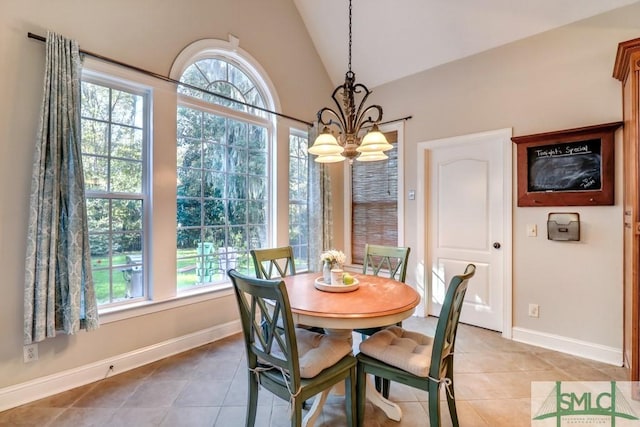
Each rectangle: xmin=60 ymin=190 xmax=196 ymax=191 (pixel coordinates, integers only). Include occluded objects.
xmin=493 ymin=242 xmax=501 ymax=249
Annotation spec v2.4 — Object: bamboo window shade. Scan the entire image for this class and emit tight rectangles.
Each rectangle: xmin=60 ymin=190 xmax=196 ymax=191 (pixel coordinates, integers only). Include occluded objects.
xmin=351 ymin=131 xmax=398 ymax=265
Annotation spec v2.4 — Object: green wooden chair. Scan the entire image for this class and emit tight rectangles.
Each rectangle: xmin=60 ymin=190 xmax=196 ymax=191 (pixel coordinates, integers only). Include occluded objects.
xmin=227 ymin=269 xmax=357 ymax=427
xmin=250 ymin=246 xmax=323 ymax=335
xmin=356 ymin=264 xmax=476 ymax=427
xmin=355 ymin=244 xmax=411 ymax=397
xmin=361 ymin=244 xmax=410 ymax=283
xmin=250 ymin=246 xmax=296 ymax=279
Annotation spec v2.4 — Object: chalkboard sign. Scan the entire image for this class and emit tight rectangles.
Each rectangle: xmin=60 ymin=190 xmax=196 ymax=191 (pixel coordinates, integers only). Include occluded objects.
xmin=512 ymin=122 xmax=621 ymax=207
xmin=527 ymin=138 xmax=602 ymax=193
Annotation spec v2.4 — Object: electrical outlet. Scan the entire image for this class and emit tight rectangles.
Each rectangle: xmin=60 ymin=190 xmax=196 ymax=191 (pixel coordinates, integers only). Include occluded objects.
xmin=23 ymin=343 xmax=38 ymax=363
xmin=528 ymin=303 xmax=539 ymax=318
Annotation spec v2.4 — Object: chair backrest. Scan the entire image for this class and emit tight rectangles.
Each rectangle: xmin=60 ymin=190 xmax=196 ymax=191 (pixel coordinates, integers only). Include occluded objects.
xmin=429 ymin=264 xmax=475 ymax=380
xmin=250 ymin=246 xmax=296 ymax=279
xmin=362 ymin=244 xmax=411 ymax=282
xmin=227 ymin=269 xmax=301 ymax=388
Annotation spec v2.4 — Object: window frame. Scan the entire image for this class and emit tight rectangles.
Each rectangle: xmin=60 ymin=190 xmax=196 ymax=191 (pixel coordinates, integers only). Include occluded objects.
xmin=81 ymin=69 xmax=152 ymax=309
xmin=288 ymin=128 xmax=310 ymax=272
xmin=171 ymin=38 xmax=280 ymax=292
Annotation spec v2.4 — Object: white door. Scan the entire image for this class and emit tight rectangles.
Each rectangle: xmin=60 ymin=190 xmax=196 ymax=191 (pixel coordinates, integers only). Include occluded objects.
xmin=426 ymin=129 xmax=512 ymax=332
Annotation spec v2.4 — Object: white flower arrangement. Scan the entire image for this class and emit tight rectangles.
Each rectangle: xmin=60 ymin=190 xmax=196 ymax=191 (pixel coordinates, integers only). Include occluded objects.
xmin=321 ymin=249 xmax=346 ymax=266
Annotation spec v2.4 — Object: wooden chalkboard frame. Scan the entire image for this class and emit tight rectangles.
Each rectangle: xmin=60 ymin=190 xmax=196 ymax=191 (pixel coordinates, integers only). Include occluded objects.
xmin=512 ymin=122 xmax=622 ymax=207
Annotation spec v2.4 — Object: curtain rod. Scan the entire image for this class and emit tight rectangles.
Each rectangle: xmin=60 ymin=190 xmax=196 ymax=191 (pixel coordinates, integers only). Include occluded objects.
xmin=27 ymin=32 xmax=314 ymax=127
xmin=28 ymin=33 xmax=412 ymax=130
xmin=379 ymin=116 xmax=412 ymax=126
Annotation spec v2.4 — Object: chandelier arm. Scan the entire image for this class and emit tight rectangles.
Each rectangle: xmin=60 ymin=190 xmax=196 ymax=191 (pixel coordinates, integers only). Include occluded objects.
xmin=350 ymin=83 xmax=378 ymax=130
xmin=354 ymin=104 xmax=383 ymax=131
xmin=317 ymin=107 xmax=346 ymax=134
xmin=352 ymin=82 xmax=371 ymax=95
xmin=352 ymin=83 xmax=372 ymax=106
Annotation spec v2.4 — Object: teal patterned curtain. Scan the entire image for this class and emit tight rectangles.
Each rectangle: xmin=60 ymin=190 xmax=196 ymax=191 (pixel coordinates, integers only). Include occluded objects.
xmin=24 ymin=31 xmax=99 ymax=344
xmin=308 ymin=124 xmax=333 ymax=272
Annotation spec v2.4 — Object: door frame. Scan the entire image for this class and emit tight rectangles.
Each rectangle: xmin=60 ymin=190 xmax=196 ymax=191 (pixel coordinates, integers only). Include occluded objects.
xmin=415 ymin=128 xmax=513 ymax=338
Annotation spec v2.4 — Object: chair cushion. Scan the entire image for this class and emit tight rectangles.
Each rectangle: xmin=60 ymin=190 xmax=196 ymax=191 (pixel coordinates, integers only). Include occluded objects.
xmin=359 ymin=325 xmax=433 ymax=377
xmin=294 ymin=328 xmax=353 ymax=378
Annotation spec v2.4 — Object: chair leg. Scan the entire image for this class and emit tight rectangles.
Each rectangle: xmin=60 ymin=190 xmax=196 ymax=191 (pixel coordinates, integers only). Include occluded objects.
xmin=246 ymin=371 xmax=259 ymax=427
xmin=445 ymin=362 xmax=459 ymax=427
xmin=302 ymin=389 xmax=330 ymax=427
xmin=356 ymin=362 xmax=367 ymax=427
xmin=291 ymin=400 xmax=303 ymax=427
xmin=428 ymin=381 xmax=441 ymax=427
xmin=446 ymin=379 xmax=459 ymax=427
xmin=346 ymin=366 xmax=357 ymax=427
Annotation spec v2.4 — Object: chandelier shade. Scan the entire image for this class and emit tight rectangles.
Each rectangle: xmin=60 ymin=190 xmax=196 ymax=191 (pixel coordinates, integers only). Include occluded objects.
xmin=356 ymin=150 xmax=389 ymax=162
xmin=314 ymin=153 xmax=348 ymax=163
xmin=307 ymin=0 xmax=389 ymax=163
xmin=307 ymin=127 xmax=344 ymax=156
xmin=356 ymin=124 xmax=393 ymax=153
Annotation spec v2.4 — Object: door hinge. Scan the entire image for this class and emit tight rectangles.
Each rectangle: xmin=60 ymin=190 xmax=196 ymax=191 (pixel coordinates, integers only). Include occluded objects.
xmin=636 ymin=222 xmax=640 ymax=234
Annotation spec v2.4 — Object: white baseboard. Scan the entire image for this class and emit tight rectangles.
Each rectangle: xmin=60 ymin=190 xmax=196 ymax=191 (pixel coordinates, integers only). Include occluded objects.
xmin=0 ymin=320 xmax=241 ymax=412
xmin=511 ymin=326 xmax=623 ymax=366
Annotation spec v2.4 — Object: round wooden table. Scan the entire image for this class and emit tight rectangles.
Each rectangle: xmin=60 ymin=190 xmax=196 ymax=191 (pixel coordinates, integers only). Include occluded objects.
xmin=282 ymin=271 xmax=421 ymax=425
xmin=282 ymin=271 xmax=420 ymax=330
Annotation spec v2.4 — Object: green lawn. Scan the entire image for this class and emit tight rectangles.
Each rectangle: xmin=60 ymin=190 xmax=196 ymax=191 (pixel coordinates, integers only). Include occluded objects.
xmin=92 ymin=249 xmax=253 ymax=304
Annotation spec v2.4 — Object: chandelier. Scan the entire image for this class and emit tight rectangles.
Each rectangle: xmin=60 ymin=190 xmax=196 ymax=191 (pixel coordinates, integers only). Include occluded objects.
xmin=307 ymin=0 xmax=392 ymax=163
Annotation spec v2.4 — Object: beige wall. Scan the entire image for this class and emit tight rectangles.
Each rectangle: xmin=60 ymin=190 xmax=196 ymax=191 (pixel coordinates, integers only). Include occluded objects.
xmin=0 ymin=0 xmax=332 ymax=391
xmin=370 ymin=3 xmax=640 ymax=351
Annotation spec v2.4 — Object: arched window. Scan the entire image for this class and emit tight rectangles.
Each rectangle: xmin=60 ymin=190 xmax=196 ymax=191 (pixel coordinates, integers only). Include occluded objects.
xmin=171 ymin=39 xmax=277 ymax=291
xmin=178 ymin=58 xmax=267 ymax=118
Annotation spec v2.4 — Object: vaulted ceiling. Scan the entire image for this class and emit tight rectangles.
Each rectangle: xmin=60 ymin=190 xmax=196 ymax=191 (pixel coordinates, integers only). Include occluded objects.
xmin=293 ymin=0 xmax=640 ymax=88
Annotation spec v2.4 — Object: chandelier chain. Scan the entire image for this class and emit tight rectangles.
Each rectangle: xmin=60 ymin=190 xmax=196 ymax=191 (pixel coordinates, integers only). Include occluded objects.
xmin=348 ymin=0 xmax=352 ymax=73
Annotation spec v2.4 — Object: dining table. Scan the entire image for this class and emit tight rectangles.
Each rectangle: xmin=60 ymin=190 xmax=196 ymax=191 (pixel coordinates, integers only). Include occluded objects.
xmin=281 ymin=271 xmax=421 ymax=426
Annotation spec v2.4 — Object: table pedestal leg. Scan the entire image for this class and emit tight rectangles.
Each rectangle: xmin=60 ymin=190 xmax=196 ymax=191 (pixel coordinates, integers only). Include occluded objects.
xmin=300 ymin=330 xmax=403 ymax=423
xmin=302 ymin=389 xmax=329 ymax=427
xmin=323 ymin=328 xmax=353 ymax=344
xmin=324 ymin=328 xmax=352 ymax=396
xmin=302 ymin=328 xmax=352 ymax=426
xmin=366 ymin=375 xmax=402 ymax=421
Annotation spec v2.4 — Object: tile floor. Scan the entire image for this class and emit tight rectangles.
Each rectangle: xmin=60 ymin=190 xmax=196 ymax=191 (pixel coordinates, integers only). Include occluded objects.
xmin=0 ymin=316 xmax=629 ymax=426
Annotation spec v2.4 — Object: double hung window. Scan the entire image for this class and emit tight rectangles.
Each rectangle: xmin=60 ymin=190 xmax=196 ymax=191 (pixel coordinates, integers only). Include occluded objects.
xmin=81 ymin=77 xmax=149 ymax=307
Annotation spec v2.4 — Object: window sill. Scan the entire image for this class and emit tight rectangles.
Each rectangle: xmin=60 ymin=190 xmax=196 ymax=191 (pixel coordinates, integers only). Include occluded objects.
xmin=98 ymin=283 xmax=234 ymax=325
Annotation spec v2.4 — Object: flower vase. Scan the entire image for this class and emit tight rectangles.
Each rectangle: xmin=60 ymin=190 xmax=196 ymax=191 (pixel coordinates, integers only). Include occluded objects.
xmin=322 ymin=260 xmax=332 ymax=284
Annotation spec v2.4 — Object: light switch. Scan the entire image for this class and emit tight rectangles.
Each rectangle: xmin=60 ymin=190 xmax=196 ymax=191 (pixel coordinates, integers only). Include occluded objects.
xmin=408 ymin=190 xmax=415 ymax=200
xmin=526 ymin=224 xmax=537 ymax=237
